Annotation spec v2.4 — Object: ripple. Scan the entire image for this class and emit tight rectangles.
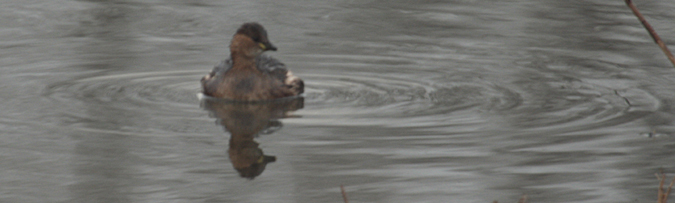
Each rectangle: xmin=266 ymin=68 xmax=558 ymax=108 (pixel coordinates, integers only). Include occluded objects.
xmin=40 ymin=68 xmax=661 ymax=132
xmin=42 ymin=70 xmax=205 ymax=135
xmin=296 ymin=70 xmax=659 ymax=131
xmin=45 ymin=70 xmax=200 ymax=108
xmin=298 ymin=72 xmax=524 ymax=127
xmin=43 ymin=68 xmax=523 ymax=129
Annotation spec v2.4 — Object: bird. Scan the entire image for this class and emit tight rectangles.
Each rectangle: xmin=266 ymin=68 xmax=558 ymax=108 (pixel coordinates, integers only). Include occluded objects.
xmin=201 ymin=22 xmax=303 ymax=101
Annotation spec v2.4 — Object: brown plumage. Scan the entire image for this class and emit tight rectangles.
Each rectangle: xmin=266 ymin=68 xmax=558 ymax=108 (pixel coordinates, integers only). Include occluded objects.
xmin=201 ymin=22 xmax=304 ymax=101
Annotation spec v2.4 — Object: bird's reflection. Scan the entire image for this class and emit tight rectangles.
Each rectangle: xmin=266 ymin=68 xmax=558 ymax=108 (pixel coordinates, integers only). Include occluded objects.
xmin=200 ymin=96 xmax=304 ymax=179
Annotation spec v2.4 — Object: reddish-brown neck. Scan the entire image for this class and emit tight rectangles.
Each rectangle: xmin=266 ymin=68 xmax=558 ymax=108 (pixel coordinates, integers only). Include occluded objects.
xmin=230 ymin=34 xmax=258 ymax=69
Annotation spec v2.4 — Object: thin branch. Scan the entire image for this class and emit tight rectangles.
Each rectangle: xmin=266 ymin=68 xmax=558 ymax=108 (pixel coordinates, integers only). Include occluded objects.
xmin=656 ymin=172 xmax=675 ymax=203
xmin=625 ymin=0 xmax=675 ymax=68
xmin=658 ymin=173 xmax=666 ymax=203
xmin=340 ymin=185 xmax=349 ymax=203
xmin=665 ymin=176 xmax=675 ymax=203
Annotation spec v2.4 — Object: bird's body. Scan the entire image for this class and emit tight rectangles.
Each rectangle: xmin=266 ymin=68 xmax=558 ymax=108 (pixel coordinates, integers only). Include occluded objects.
xmin=201 ymin=23 xmax=304 ymax=101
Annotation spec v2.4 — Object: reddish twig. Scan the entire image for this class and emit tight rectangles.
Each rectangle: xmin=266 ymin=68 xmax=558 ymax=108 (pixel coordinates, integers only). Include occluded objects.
xmin=656 ymin=172 xmax=675 ymax=203
xmin=625 ymin=0 xmax=675 ymax=68
xmin=665 ymin=176 xmax=675 ymax=203
xmin=658 ymin=173 xmax=666 ymax=203
xmin=340 ymin=185 xmax=349 ymax=203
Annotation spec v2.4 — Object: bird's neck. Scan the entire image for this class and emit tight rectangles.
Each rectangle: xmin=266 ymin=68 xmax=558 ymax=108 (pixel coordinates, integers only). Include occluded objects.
xmin=230 ymin=34 xmax=257 ymax=70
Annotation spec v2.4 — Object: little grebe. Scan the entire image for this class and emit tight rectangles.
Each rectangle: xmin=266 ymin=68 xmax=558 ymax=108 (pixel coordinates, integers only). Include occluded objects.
xmin=201 ymin=22 xmax=304 ymax=101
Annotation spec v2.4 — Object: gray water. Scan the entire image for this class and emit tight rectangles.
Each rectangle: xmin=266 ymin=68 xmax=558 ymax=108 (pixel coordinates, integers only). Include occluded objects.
xmin=2 ymin=0 xmax=675 ymax=202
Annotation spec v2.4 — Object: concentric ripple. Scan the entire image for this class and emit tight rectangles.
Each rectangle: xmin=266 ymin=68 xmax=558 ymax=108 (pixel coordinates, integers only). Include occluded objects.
xmin=45 ymin=70 xmax=200 ymax=107
xmin=303 ymin=73 xmax=522 ymax=115
xmin=294 ymin=72 xmax=526 ymax=128
xmin=42 ymin=70 xmax=206 ymax=135
xmin=41 ymin=68 xmax=661 ymax=132
xmin=296 ymin=70 xmax=659 ymax=131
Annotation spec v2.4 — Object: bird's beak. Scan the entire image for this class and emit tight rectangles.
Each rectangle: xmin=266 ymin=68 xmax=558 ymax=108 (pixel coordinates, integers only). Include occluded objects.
xmin=259 ymin=42 xmax=277 ymax=51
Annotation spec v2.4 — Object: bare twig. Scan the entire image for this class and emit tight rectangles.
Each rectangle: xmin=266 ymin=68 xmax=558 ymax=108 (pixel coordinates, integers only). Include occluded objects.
xmin=625 ymin=0 xmax=675 ymax=68
xmin=656 ymin=172 xmax=675 ymax=203
xmin=658 ymin=173 xmax=666 ymax=203
xmin=340 ymin=185 xmax=349 ymax=203
xmin=664 ymin=175 xmax=675 ymax=203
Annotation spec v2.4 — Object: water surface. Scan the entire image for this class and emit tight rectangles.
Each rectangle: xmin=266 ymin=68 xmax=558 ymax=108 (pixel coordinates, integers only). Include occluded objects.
xmin=1 ymin=0 xmax=675 ymax=202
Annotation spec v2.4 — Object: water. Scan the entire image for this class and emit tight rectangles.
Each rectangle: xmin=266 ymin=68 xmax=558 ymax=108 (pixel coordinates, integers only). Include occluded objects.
xmin=1 ymin=0 xmax=675 ymax=202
